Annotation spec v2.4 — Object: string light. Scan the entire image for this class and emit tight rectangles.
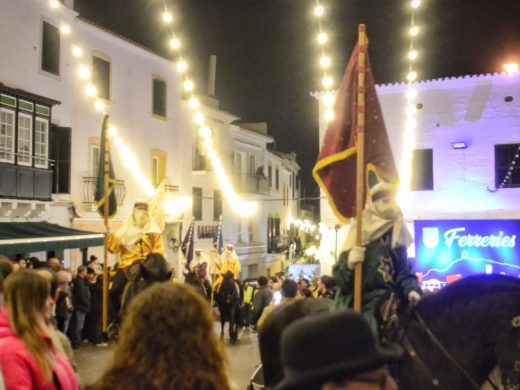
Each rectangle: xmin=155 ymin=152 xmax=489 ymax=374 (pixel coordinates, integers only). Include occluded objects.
xmin=72 ymin=46 xmax=83 ymax=57
xmin=312 ymin=0 xmax=336 ymax=123
xmin=85 ymin=84 xmax=97 ymax=97
xmin=288 ymin=216 xmax=318 ymax=234
xmin=162 ymin=11 xmax=173 ymax=23
xmin=156 ymin=0 xmax=258 ymax=216
xmin=488 ymin=146 xmax=520 ymax=192
xmin=398 ymin=0 xmax=425 ymax=206
xmin=60 ymin=24 xmax=71 ymax=35
xmin=94 ymin=100 xmax=106 ymax=112
xmin=77 ymin=65 xmax=91 ymax=80
xmin=49 ymin=0 xmax=60 ymax=8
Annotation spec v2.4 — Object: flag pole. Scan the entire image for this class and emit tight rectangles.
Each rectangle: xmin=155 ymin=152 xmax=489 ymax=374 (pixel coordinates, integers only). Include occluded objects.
xmin=102 ymin=116 xmax=110 ymax=335
xmin=354 ymin=25 xmax=367 ymax=312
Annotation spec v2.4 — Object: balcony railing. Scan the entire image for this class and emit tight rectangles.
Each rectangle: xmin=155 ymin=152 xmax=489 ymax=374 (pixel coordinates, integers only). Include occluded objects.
xmin=82 ymin=176 xmax=126 ymax=205
xmin=234 ymin=173 xmax=269 ymax=195
xmin=0 ymin=162 xmax=52 ymax=200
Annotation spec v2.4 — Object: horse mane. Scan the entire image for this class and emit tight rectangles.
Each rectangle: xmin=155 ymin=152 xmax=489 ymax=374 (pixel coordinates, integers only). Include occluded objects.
xmin=417 ymin=274 xmax=520 ymax=325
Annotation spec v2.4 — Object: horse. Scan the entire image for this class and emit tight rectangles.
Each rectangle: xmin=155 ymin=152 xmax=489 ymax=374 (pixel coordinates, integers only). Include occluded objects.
xmin=121 ymin=253 xmax=172 ymax=311
xmin=384 ymin=274 xmax=520 ymax=390
xmin=214 ymin=271 xmax=242 ymax=344
xmin=184 ymin=270 xmax=212 ymax=301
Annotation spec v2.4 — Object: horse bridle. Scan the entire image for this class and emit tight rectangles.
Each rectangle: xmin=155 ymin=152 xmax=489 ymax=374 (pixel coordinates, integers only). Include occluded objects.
xmin=396 ymin=308 xmax=500 ymax=390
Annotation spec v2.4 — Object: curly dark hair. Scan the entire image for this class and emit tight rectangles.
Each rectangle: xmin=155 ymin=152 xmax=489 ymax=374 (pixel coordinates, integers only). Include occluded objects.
xmin=90 ymin=283 xmax=231 ymax=390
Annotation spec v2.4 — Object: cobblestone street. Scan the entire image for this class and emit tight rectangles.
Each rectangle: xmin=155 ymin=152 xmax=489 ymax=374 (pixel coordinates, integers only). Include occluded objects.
xmin=75 ymin=325 xmax=261 ymax=389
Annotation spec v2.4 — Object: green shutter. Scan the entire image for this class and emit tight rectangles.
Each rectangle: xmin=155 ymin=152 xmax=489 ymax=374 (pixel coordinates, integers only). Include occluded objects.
xmin=35 ymin=104 xmax=50 ymax=116
xmin=19 ymin=100 xmax=34 ymax=112
xmin=0 ymin=94 xmax=16 ymax=107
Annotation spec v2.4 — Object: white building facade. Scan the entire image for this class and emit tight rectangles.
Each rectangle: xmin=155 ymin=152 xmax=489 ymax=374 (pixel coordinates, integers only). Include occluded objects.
xmin=314 ymin=72 xmax=520 ymax=280
xmin=0 ymin=0 xmax=301 ymax=278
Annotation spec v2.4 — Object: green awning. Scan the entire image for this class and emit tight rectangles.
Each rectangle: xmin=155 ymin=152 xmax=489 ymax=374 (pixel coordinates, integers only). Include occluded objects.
xmin=0 ymin=222 xmax=104 ymax=254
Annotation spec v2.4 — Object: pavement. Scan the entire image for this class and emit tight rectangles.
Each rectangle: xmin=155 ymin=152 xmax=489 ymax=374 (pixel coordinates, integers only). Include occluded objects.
xmin=74 ymin=325 xmax=261 ymax=389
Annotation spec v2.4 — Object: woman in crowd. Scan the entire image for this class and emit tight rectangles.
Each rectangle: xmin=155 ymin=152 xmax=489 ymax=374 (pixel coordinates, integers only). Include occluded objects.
xmin=90 ymin=283 xmax=231 ymax=390
xmin=0 ymin=270 xmax=78 ymax=389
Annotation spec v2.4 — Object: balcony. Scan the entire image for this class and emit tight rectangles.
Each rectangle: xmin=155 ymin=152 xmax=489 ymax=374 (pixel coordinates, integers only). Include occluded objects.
xmin=82 ymin=176 xmax=126 ymax=205
xmin=234 ymin=173 xmax=269 ymax=195
xmin=0 ymin=162 xmax=52 ymax=201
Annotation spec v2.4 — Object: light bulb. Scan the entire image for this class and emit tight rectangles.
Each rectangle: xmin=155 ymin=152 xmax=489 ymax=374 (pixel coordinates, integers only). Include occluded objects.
xmin=162 ymin=11 xmax=173 ymax=23
xmin=317 ymin=32 xmax=328 ymax=44
xmin=410 ymin=26 xmax=419 ymax=36
xmin=60 ymin=24 xmax=71 ymax=35
xmin=183 ymin=80 xmax=194 ymax=91
xmin=199 ymin=126 xmax=212 ymax=138
xmin=194 ymin=112 xmax=204 ymax=124
xmin=95 ymin=101 xmax=105 ymax=112
xmin=72 ymin=46 xmax=83 ymax=57
xmin=177 ymin=60 xmax=187 ymax=72
xmin=314 ymin=5 xmax=324 ymax=16
xmin=325 ymin=110 xmax=335 ymax=122
xmin=85 ymin=84 xmax=97 ymax=97
xmin=406 ymin=88 xmax=417 ymax=100
xmin=49 ymin=0 xmax=60 ymax=8
xmin=408 ymin=50 xmax=418 ymax=60
xmin=407 ymin=71 xmax=417 ymax=81
xmin=78 ymin=66 xmax=90 ymax=80
xmin=322 ymin=76 xmax=333 ymax=88
xmin=208 ymin=149 xmax=217 ymax=159
xmin=411 ymin=0 xmax=421 ymax=8
xmin=320 ymin=55 xmax=331 ymax=68
xmin=203 ymin=139 xmax=213 ymax=148
xmin=169 ymin=38 xmax=181 ymax=49
xmin=108 ymin=125 xmax=118 ymax=137
xmin=323 ymin=93 xmax=335 ymax=106
xmin=189 ymin=97 xmax=199 ymax=109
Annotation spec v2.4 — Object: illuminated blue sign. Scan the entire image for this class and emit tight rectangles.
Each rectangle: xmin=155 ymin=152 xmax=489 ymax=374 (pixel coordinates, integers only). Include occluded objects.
xmin=413 ymin=220 xmax=520 ymax=284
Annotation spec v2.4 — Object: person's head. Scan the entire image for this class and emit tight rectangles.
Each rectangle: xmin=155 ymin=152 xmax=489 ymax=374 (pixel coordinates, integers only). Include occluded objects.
xmin=300 ymin=278 xmax=310 ymax=289
xmin=4 ymin=270 xmax=62 ymax=382
xmin=57 ymin=270 xmax=72 ymax=291
xmin=275 ymin=311 xmax=402 ymax=390
xmin=28 ymin=256 xmax=40 ymax=269
xmin=47 ymin=257 xmax=61 ymax=272
xmin=132 ymin=201 xmax=150 ymax=229
xmin=17 ymin=258 xmax=27 ymax=269
xmin=258 ymin=275 xmax=268 ymax=287
xmin=281 ymin=279 xmax=298 ymax=299
xmin=225 ymin=243 xmax=234 ymax=253
xmin=89 ymin=255 xmax=99 ymax=265
xmin=259 ymin=299 xmax=333 ymax=388
xmin=77 ymin=265 xmax=87 ymax=278
xmin=92 ymin=283 xmax=230 ymax=390
xmin=195 ymin=248 xmax=202 ymax=256
xmin=320 ymin=275 xmax=336 ymax=292
xmin=243 ymin=280 xmax=250 ymax=288
xmin=296 ymin=288 xmax=314 ymax=299
xmin=0 ymin=256 xmax=14 ymax=281
xmin=369 ymin=182 xmax=399 ymax=221
xmin=86 ymin=266 xmax=96 ymax=281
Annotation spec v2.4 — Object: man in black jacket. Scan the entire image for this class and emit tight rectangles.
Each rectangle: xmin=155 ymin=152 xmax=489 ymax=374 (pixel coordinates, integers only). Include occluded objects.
xmin=70 ymin=265 xmax=91 ymax=348
xmin=251 ymin=276 xmax=272 ymax=329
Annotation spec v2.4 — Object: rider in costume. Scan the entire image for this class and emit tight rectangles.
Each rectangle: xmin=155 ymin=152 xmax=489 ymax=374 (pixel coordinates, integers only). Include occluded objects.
xmin=189 ymin=248 xmax=212 ymax=298
xmin=213 ymin=244 xmax=241 ymax=291
xmin=107 ymin=201 xmax=165 ymax=324
xmin=333 ymin=181 xmax=422 ymax=334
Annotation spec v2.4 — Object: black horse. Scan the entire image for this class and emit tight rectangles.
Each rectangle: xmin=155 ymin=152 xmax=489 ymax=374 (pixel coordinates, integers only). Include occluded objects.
xmin=184 ymin=270 xmax=212 ymax=301
xmin=214 ymin=271 xmax=241 ymax=344
xmin=120 ymin=253 xmax=172 ymax=317
xmin=386 ymin=274 xmax=520 ymax=390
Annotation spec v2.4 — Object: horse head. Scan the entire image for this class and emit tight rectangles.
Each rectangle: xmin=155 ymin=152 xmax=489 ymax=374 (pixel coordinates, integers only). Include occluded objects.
xmin=390 ymin=274 xmax=520 ymax=390
xmin=140 ymin=253 xmax=172 ymax=283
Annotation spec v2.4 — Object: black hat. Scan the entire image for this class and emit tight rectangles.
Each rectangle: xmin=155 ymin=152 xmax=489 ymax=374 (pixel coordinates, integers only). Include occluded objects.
xmin=275 ymin=310 xmax=403 ymax=390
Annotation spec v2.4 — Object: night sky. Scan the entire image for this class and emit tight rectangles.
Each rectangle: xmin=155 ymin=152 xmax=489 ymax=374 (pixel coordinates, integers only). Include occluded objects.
xmin=74 ymin=0 xmax=520 ymax=205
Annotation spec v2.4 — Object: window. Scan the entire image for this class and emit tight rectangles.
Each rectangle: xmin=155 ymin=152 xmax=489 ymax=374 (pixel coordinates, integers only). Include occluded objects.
xmin=275 ymin=167 xmax=279 ymax=190
xmin=248 ymin=220 xmax=254 ymax=242
xmin=267 ymin=215 xmax=281 ymax=253
xmin=151 ymin=156 xmax=159 ymax=186
xmin=41 ymin=21 xmax=60 ymax=75
xmin=268 ymin=164 xmax=272 ymax=187
xmin=213 ymin=189 xmax=222 ymax=221
xmin=411 ymin=149 xmax=433 ymax=191
xmin=34 ymin=118 xmax=49 ymax=168
xmin=17 ymin=113 xmax=33 ymax=166
xmin=152 ymin=78 xmax=167 ymax=118
xmin=0 ymin=108 xmax=15 ymax=163
xmin=150 ymin=149 xmax=166 ymax=185
xmin=192 ymin=187 xmax=202 ymax=220
xmin=495 ymin=143 xmax=520 ymax=188
xmin=92 ymin=55 xmax=111 ymax=100
xmin=50 ymin=125 xmax=71 ymax=193
xmin=90 ymin=143 xmax=100 ymax=177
